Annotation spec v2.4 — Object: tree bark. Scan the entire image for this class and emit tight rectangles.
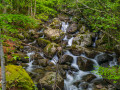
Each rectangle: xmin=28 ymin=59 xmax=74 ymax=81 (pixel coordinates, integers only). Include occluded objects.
xmin=34 ymin=0 xmax=36 ymax=17
xmin=31 ymin=0 xmax=33 ymax=17
xmin=0 ymin=29 xmax=6 ymax=90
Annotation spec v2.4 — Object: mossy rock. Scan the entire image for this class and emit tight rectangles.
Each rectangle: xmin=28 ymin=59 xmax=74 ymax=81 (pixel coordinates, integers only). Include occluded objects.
xmin=44 ymin=27 xmax=64 ymax=42
xmin=73 ymin=34 xmax=92 ymax=47
xmin=18 ymin=33 xmax=24 ymax=40
xmin=37 ymin=38 xmax=51 ymax=48
xmin=0 ymin=65 xmax=35 ymax=90
xmin=39 ymin=72 xmax=64 ymax=90
xmin=43 ymin=43 xmax=60 ymax=58
xmin=50 ymin=18 xmax=62 ymax=29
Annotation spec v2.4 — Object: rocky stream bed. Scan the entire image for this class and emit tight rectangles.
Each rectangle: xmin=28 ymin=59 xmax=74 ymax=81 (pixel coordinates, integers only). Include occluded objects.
xmin=16 ymin=14 xmax=120 ymax=90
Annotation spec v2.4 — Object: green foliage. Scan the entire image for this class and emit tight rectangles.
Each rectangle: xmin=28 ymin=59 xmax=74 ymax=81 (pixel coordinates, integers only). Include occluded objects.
xmin=0 ymin=14 xmax=38 ymax=40
xmin=36 ymin=0 xmax=58 ymax=17
xmin=93 ymin=66 xmax=120 ymax=83
xmin=0 ymin=65 xmax=35 ymax=90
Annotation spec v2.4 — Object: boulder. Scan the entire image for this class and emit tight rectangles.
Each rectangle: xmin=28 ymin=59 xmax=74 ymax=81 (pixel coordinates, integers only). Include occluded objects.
xmin=59 ymin=55 xmax=73 ymax=65
xmin=77 ymin=56 xmax=94 ymax=71
xmin=44 ymin=27 xmax=64 ymax=41
xmin=44 ymin=43 xmax=61 ymax=58
xmin=58 ymin=14 xmax=69 ymax=21
xmin=37 ymin=38 xmax=51 ymax=48
xmin=82 ymin=74 xmax=96 ymax=82
xmin=50 ymin=18 xmax=62 ymax=29
xmin=78 ymin=82 xmax=89 ymax=89
xmin=67 ymin=23 xmax=78 ymax=33
xmin=12 ymin=52 xmax=29 ymax=63
xmin=70 ymin=45 xmax=98 ymax=58
xmin=38 ymin=72 xmax=64 ymax=90
xmin=79 ymin=25 xmax=86 ymax=34
xmin=33 ymin=59 xmax=49 ymax=67
xmin=96 ymin=53 xmax=113 ymax=65
xmin=72 ymin=34 xmax=92 ymax=47
xmin=0 ymin=65 xmax=35 ymax=90
xmin=114 ymin=45 xmax=120 ymax=56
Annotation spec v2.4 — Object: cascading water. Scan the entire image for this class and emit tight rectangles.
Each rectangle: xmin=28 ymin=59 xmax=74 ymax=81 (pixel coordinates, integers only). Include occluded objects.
xmin=23 ymin=18 xmax=118 ymax=90
xmin=61 ymin=22 xmax=69 ymax=33
xmin=68 ymin=37 xmax=74 ymax=46
xmin=26 ymin=51 xmax=35 ymax=72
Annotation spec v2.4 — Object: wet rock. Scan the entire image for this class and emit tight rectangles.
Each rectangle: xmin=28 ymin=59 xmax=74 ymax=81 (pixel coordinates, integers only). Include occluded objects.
xmin=12 ymin=52 xmax=29 ymax=63
xmin=96 ymin=53 xmax=113 ymax=65
xmin=67 ymin=23 xmax=78 ymax=33
xmin=70 ymin=45 xmax=99 ymax=58
xmin=50 ymin=18 xmax=62 ymax=29
xmin=44 ymin=43 xmax=61 ymax=58
xmin=118 ymin=57 xmax=120 ymax=65
xmin=48 ymin=61 xmax=55 ymax=66
xmin=77 ymin=56 xmax=94 ymax=71
xmin=114 ymin=45 xmax=120 ymax=56
xmin=79 ymin=25 xmax=86 ymax=34
xmin=70 ymin=66 xmax=79 ymax=72
xmin=37 ymin=38 xmax=51 ymax=48
xmin=60 ymin=65 xmax=70 ymax=70
xmin=59 ymin=55 xmax=73 ymax=65
xmin=72 ymin=34 xmax=92 ymax=47
xmin=34 ymin=53 xmax=44 ymax=60
xmin=58 ymin=14 xmax=69 ymax=21
xmin=33 ymin=59 xmax=49 ymax=67
xmin=38 ymin=72 xmax=64 ymax=90
xmin=44 ymin=27 xmax=64 ymax=41
xmin=78 ymin=82 xmax=89 ymax=89
xmin=82 ymin=74 xmax=96 ymax=82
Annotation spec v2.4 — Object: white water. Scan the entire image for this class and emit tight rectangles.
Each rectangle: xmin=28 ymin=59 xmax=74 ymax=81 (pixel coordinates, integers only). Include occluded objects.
xmin=92 ymin=36 xmax=98 ymax=48
xmin=68 ymin=37 xmax=74 ymax=46
xmin=51 ymin=54 xmax=59 ymax=64
xmin=63 ymin=35 xmax=68 ymax=41
xmin=26 ymin=52 xmax=35 ymax=72
xmin=64 ymin=51 xmax=104 ymax=90
xmin=61 ymin=22 xmax=69 ymax=33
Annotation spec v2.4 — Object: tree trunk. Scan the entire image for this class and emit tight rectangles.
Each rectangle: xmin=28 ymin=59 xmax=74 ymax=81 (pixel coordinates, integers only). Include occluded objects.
xmin=34 ymin=0 xmax=36 ymax=17
xmin=0 ymin=29 xmax=6 ymax=90
xmin=31 ymin=0 xmax=33 ymax=17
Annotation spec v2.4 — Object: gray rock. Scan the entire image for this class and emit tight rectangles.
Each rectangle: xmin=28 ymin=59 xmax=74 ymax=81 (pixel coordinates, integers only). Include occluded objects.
xmin=77 ymin=56 xmax=94 ymax=71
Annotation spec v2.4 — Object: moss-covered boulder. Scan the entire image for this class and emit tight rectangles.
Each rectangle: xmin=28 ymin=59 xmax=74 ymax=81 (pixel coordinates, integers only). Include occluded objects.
xmin=44 ymin=27 xmax=64 ymax=41
xmin=37 ymin=38 xmax=51 ymax=48
xmin=0 ymin=65 xmax=35 ymax=90
xmin=50 ymin=18 xmax=62 ymax=29
xmin=38 ymin=72 xmax=64 ymax=90
xmin=67 ymin=23 xmax=78 ymax=33
xmin=18 ymin=33 xmax=24 ymax=40
xmin=79 ymin=25 xmax=86 ymax=34
xmin=72 ymin=34 xmax=92 ymax=47
xmin=44 ymin=43 xmax=61 ymax=58
xmin=33 ymin=59 xmax=49 ymax=67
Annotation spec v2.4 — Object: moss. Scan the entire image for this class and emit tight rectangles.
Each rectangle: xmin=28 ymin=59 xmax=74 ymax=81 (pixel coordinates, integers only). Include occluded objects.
xmin=0 ymin=65 xmax=35 ymax=90
xmin=37 ymin=38 xmax=51 ymax=47
xmin=43 ymin=43 xmax=59 ymax=57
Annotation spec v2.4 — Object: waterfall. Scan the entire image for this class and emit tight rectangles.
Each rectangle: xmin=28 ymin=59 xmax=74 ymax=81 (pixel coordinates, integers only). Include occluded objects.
xmin=68 ymin=37 xmax=74 ymax=46
xmin=61 ymin=22 xmax=69 ymax=33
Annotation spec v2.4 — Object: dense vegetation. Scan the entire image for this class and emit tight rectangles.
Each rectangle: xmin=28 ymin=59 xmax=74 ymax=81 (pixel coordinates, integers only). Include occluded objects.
xmin=0 ymin=0 xmax=120 ymax=90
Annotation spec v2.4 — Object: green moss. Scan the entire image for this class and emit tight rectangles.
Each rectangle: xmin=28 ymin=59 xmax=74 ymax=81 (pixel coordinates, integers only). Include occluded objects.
xmin=37 ymin=38 xmax=51 ymax=47
xmin=0 ymin=65 xmax=35 ymax=90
